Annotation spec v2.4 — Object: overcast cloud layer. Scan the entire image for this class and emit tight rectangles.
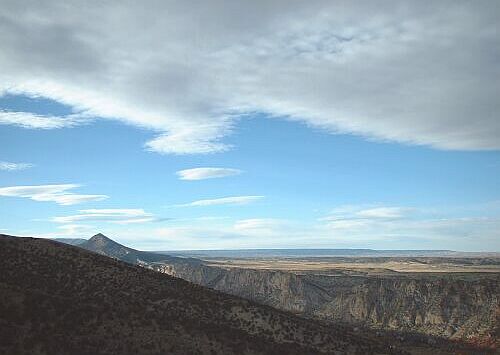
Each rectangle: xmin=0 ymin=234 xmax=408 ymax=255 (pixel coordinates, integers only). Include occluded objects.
xmin=0 ymin=1 xmax=498 ymax=153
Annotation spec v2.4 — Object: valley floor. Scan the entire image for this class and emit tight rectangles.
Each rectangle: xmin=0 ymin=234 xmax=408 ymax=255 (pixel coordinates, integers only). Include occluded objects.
xmin=202 ymin=256 xmax=500 ymax=274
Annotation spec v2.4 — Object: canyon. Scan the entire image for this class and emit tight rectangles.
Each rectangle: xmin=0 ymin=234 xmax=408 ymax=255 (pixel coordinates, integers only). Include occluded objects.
xmin=78 ymin=234 xmax=499 ymax=350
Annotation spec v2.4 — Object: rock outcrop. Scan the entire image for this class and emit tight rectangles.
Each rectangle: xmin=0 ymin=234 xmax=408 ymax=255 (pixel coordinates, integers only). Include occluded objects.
xmin=153 ymin=262 xmax=499 ymax=347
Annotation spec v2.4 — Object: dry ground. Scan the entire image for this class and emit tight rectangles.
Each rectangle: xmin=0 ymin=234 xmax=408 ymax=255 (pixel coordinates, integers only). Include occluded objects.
xmin=205 ymin=258 xmax=500 ymax=274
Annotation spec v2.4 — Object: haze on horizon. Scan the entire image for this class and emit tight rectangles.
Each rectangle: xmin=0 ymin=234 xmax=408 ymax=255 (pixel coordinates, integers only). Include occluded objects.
xmin=0 ymin=1 xmax=499 ymax=251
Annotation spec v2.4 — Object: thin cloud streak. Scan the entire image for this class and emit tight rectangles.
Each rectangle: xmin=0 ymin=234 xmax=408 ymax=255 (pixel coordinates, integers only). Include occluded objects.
xmin=178 ymin=195 xmax=264 ymax=207
xmin=0 ymin=184 xmax=108 ymax=205
xmin=0 ymin=110 xmax=88 ymax=129
xmin=118 ymin=214 xmax=500 ymax=251
xmin=0 ymin=161 xmax=34 ymax=171
xmin=177 ymin=167 xmax=242 ymax=180
xmin=355 ymin=207 xmax=411 ymax=219
xmin=52 ymin=208 xmax=156 ymax=224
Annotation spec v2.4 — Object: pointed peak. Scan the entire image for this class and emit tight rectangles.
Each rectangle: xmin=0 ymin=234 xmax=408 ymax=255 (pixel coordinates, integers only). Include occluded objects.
xmin=89 ymin=233 xmax=113 ymax=243
xmin=91 ymin=232 xmax=107 ymax=238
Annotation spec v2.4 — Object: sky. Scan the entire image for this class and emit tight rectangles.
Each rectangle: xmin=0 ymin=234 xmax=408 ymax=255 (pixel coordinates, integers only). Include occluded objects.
xmin=0 ymin=1 xmax=499 ymax=251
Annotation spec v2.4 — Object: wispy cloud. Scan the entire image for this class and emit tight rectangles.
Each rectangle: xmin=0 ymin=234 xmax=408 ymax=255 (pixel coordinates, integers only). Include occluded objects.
xmin=32 ymin=204 xmax=500 ymax=250
xmin=0 ymin=161 xmax=34 ymax=171
xmin=145 ymin=125 xmax=232 ymax=154
xmin=176 ymin=167 xmax=242 ymax=180
xmin=56 ymin=224 xmax=95 ymax=237
xmin=355 ymin=207 xmax=411 ymax=219
xmin=322 ymin=205 xmax=413 ymax=221
xmin=146 ymin=213 xmax=500 ymax=250
xmin=318 ymin=213 xmax=500 ymax=247
xmin=0 ymin=184 xmax=108 ymax=205
xmin=232 ymin=218 xmax=293 ymax=238
xmin=52 ymin=208 xmax=156 ymax=224
xmin=178 ymin=195 xmax=264 ymax=207
xmin=233 ymin=218 xmax=285 ymax=230
xmin=316 ymin=204 xmax=500 ymax=247
xmin=0 ymin=110 xmax=87 ymax=129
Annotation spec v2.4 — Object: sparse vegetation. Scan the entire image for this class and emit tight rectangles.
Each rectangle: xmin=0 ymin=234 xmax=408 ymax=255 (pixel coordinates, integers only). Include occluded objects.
xmin=0 ymin=234 xmax=408 ymax=355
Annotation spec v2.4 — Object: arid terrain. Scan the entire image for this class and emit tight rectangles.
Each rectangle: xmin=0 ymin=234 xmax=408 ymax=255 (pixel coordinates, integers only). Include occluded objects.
xmin=204 ymin=257 xmax=500 ymax=274
xmin=156 ymin=256 xmax=499 ymax=350
xmin=1 ymin=233 xmax=496 ymax=354
xmin=67 ymin=233 xmax=498 ymax=353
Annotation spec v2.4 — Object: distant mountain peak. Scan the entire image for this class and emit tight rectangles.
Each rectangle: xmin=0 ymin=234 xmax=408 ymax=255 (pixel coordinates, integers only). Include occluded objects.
xmin=87 ymin=233 xmax=117 ymax=245
xmin=89 ymin=233 xmax=110 ymax=241
xmin=81 ymin=233 xmax=172 ymax=264
xmin=82 ymin=233 xmax=127 ymax=255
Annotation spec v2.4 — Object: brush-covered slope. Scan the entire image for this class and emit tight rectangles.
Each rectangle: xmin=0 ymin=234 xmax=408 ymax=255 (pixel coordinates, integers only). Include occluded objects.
xmin=0 ymin=234 xmax=400 ymax=355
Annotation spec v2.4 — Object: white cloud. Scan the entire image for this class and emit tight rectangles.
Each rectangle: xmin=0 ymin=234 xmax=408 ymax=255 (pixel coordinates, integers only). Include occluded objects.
xmin=322 ymin=205 xmax=412 ymax=221
xmin=355 ymin=207 xmax=410 ymax=219
xmin=53 ymin=208 xmax=155 ymax=224
xmin=0 ymin=110 xmax=86 ymax=129
xmin=233 ymin=218 xmax=293 ymax=238
xmin=0 ymin=161 xmax=34 ymax=171
xmin=316 ymin=204 xmax=500 ymax=248
xmin=177 ymin=167 xmax=242 ymax=180
xmin=233 ymin=218 xmax=283 ymax=230
xmin=179 ymin=195 xmax=264 ymax=207
xmin=32 ymin=202 xmax=500 ymax=250
xmin=0 ymin=184 xmax=108 ymax=205
xmin=0 ymin=1 xmax=498 ymax=153
xmin=112 ymin=213 xmax=499 ymax=250
xmin=56 ymin=224 xmax=95 ymax=237
xmin=145 ymin=128 xmax=231 ymax=154
xmin=318 ymin=214 xmax=500 ymax=247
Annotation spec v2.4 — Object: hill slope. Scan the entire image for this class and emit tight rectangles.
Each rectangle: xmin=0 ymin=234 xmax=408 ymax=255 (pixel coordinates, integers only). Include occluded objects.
xmin=75 ymin=234 xmax=498 ymax=348
xmin=0 ymin=234 xmax=401 ymax=355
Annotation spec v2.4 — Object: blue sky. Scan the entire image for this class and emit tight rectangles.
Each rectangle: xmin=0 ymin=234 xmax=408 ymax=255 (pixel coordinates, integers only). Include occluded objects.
xmin=1 ymin=95 xmax=499 ymax=250
xmin=0 ymin=1 xmax=499 ymax=250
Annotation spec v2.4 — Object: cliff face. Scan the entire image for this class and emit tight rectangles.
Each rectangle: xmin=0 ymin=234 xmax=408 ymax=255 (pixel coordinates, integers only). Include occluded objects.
xmin=73 ymin=234 xmax=498 ymax=347
xmin=152 ymin=263 xmax=499 ymax=345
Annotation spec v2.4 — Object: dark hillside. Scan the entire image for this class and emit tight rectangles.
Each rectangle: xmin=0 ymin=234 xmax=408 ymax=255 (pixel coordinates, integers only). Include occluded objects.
xmin=0 ymin=234 xmax=401 ymax=355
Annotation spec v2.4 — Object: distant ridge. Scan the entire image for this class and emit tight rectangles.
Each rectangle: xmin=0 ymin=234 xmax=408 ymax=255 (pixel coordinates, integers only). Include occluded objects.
xmin=155 ymin=248 xmax=477 ymax=259
xmin=79 ymin=233 xmax=174 ymax=264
